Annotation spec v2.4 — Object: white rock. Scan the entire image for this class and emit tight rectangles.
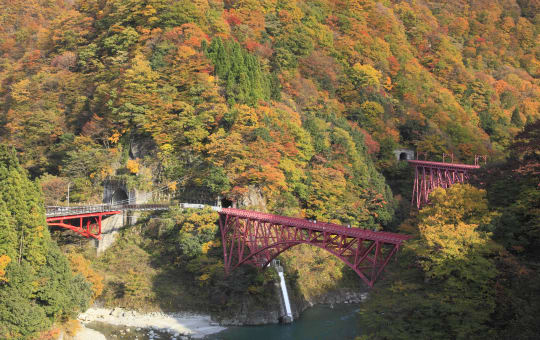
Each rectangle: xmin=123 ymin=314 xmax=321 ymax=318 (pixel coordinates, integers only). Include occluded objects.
xmin=77 ymin=307 xmax=226 ymax=338
xmin=74 ymin=325 xmax=107 ymax=340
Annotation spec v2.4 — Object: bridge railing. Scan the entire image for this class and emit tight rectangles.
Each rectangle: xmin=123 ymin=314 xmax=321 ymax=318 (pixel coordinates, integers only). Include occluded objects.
xmin=45 ymin=204 xmax=171 ymax=217
xmin=220 ymin=208 xmax=412 ymax=244
xmin=45 ymin=203 xmax=221 ymax=218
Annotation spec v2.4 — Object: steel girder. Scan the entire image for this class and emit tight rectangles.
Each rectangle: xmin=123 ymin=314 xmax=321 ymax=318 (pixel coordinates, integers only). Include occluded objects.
xmin=408 ymin=160 xmax=480 ymax=209
xmin=219 ymin=208 xmax=412 ymax=288
xmin=46 ymin=211 xmax=121 ymax=239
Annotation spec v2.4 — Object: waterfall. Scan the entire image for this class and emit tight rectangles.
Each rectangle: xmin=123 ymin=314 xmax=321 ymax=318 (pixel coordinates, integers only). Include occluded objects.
xmin=273 ymin=261 xmax=293 ymax=322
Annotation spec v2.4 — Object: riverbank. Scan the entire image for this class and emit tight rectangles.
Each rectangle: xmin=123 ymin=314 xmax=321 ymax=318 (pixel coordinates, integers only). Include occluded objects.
xmin=78 ymin=308 xmax=226 ymax=339
xmin=74 ymin=325 xmax=107 ymax=340
xmin=78 ymin=303 xmax=363 ymax=340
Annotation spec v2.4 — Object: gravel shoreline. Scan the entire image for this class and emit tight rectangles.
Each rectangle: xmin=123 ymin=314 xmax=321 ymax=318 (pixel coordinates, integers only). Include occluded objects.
xmin=74 ymin=325 xmax=107 ymax=340
xmin=78 ymin=307 xmax=226 ymax=339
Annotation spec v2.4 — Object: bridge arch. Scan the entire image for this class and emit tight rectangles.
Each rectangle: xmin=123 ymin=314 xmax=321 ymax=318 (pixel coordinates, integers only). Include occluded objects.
xmin=229 ymin=240 xmax=380 ymax=285
xmin=219 ymin=208 xmax=411 ymax=287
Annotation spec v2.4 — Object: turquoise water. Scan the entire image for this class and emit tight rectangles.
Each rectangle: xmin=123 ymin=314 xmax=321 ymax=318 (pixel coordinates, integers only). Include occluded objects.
xmin=86 ymin=304 xmax=362 ymax=340
xmin=205 ymin=304 xmax=361 ymax=340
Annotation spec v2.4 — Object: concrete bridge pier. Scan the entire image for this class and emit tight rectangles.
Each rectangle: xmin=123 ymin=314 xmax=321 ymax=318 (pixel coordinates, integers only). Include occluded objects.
xmin=95 ymin=212 xmax=125 ymax=254
xmin=95 ymin=211 xmax=144 ymax=254
xmin=96 ymin=180 xmax=150 ymax=254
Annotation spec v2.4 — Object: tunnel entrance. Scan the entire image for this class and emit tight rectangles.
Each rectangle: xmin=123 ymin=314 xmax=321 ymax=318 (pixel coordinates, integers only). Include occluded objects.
xmin=400 ymin=152 xmax=408 ymax=160
xmin=221 ymin=197 xmax=233 ymax=208
xmin=111 ymin=189 xmax=129 ymax=204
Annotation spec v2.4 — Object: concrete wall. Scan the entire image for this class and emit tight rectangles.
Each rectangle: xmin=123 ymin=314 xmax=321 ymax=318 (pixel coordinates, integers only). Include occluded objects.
xmin=95 ymin=212 xmax=125 ymax=254
xmin=103 ymin=180 xmax=135 ymax=204
xmin=97 ymin=181 xmax=152 ymax=254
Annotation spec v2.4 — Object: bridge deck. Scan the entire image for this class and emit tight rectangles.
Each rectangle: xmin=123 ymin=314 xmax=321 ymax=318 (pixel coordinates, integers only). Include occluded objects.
xmin=45 ymin=204 xmax=170 ymax=218
xmin=46 ymin=205 xmax=411 ymax=244
xmin=46 ymin=204 xmax=413 ymax=286
xmin=221 ymin=208 xmax=412 ymax=244
xmin=407 ymin=159 xmax=480 ymax=170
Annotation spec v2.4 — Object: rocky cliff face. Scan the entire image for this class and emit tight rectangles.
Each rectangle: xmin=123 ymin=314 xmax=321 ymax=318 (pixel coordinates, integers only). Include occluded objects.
xmin=235 ymin=186 xmax=267 ymax=212
xmin=216 ymin=284 xmax=368 ymax=326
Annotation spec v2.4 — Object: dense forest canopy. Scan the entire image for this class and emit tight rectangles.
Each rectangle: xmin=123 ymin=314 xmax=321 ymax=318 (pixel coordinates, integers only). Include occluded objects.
xmin=0 ymin=0 xmax=538 ymax=212
xmin=359 ymin=122 xmax=540 ymax=339
xmin=0 ymin=0 xmax=539 ymax=338
xmin=0 ymin=145 xmax=92 ymax=339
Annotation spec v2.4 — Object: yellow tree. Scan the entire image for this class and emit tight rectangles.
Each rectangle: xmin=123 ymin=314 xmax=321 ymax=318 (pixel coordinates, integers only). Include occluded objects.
xmin=116 ymin=53 xmax=161 ymax=131
xmin=359 ymin=184 xmax=499 ymax=339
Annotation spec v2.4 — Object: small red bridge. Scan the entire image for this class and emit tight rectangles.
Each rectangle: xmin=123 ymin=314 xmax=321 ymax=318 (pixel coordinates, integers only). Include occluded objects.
xmin=46 ymin=204 xmax=412 ymax=287
xmin=46 ymin=204 xmax=169 ymax=239
xmin=408 ymin=159 xmax=481 ymax=208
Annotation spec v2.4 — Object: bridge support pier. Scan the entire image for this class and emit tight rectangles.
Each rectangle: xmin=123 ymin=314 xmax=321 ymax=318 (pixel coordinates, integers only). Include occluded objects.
xmin=95 ymin=212 xmax=126 ymax=254
xmin=95 ymin=210 xmax=143 ymax=254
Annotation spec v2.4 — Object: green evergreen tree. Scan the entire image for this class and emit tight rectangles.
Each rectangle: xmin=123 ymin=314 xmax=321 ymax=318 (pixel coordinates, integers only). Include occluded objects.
xmin=206 ymin=38 xmax=270 ymax=106
xmin=511 ymin=107 xmax=524 ymax=127
xmin=525 ymin=114 xmax=534 ymax=126
xmin=0 ymin=145 xmax=91 ymax=339
xmin=0 ymin=145 xmax=49 ymax=267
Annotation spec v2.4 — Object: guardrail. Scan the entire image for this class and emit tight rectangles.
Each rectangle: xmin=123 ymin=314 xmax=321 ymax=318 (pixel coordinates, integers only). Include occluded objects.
xmin=45 ymin=203 xmax=221 ymax=218
xmin=45 ymin=204 xmax=170 ymax=217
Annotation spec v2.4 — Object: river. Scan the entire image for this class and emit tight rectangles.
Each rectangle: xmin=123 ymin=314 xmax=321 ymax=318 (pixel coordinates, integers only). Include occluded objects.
xmin=85 ymin=303 xmax=362 ymax=340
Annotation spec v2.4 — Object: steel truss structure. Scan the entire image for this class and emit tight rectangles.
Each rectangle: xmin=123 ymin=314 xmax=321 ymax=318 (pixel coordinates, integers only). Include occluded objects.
xmin=408 ymin=159 xmax=480 ymax=209
xmin=45 ymin=204 xmax=171 ymax=238
xmin=46 ymin=204 xmax=413 ymax=287
xmin=219 ymin=208 xmax=412 ymax=287
xmin=46 ymin=211 xmax=121 ymax=239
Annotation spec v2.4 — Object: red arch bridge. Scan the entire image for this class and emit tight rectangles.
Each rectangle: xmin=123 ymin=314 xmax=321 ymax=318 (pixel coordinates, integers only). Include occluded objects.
xmin=46 ymin=204 xmax=412 ymax=287
xmin=219 ymin=208 xmax=412 ymax=287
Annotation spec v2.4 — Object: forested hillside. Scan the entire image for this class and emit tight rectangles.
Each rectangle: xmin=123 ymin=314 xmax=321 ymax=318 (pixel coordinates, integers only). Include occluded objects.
xmin=1 ymin=0 xmax=538 ymax=210
xmin=0 ymin=146 xmax=92 ymax=339
xmin=358 ymin=122 xmax=539 ymax=339
xmin=0 ymin=0 xmax=538 ymax=338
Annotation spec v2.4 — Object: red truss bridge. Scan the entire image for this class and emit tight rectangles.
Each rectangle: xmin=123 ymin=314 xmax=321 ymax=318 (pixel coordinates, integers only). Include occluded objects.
xmin=45 ymin=204 xmax=169 ymax=239
xmin=46 ymin=204 xmax=412 ymax=287
xmin=219 ymin=208 xmax=412 ymax=288
xmin=408 ymin=159 xmax=481 ymax=209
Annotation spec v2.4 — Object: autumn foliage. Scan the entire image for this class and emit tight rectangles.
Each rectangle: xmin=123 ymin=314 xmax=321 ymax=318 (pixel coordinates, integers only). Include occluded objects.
xmin=0 ymin=0 xmax=538 ymax=337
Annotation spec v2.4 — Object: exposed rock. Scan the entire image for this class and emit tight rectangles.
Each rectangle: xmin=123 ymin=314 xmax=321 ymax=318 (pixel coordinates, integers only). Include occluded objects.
xmin=110 ymin=307 xmax=125 ymax=317
xmin=309 ymin=288 xmax=368 ymax=306
xmin=235 ymin=186 xmax=267 ymax=212
xmin=79 ymin=308 xmax=225 ymax=338
xmin=216 ymin=296 xmax=282 ymax=326
xmin=73 ymin=325 xmax=107 ymax=340
xmin=129 ymin=135 xmax=155 ymax=159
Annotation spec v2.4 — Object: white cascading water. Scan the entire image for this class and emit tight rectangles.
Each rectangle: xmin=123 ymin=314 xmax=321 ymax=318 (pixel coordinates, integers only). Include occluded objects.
xmin=277 ymin=269 xmax=293 ymax=321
